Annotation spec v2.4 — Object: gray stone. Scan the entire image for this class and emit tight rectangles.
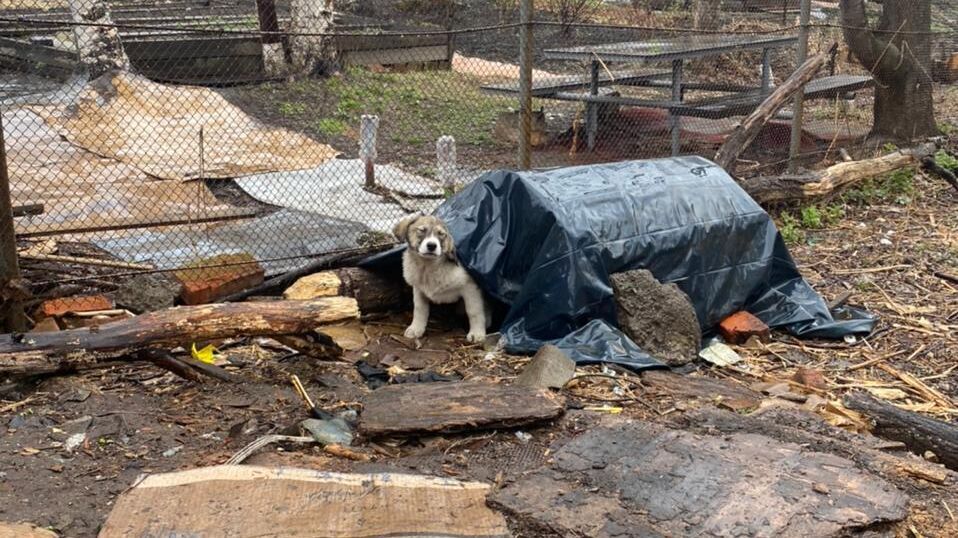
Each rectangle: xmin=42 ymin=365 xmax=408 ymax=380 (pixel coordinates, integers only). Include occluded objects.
xmin=114 ymin=272 xmax=182 ymax=313
xmin=516 ymin=345 xmax=576 ymax=390
xmin=490 ymin=420 xmax=909 ymax=538
xmin=610 ymin=269 xmax=701 ymax=366
xmin=300 ymin=418 xmax=353 ymax=446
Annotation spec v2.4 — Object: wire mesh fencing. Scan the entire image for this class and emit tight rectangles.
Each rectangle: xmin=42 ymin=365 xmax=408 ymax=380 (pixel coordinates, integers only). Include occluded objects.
xmin=0 ymin=0 xmax=954 ymax=317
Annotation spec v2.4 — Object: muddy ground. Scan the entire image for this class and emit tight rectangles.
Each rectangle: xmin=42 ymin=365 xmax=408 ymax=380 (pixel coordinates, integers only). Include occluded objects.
xmin=1 ymin=163 xmax=957 ymax=535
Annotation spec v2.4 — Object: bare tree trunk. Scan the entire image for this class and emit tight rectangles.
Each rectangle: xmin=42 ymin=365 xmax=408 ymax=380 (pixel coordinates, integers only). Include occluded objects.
xmin=289 ymin=0 xmax=335 ymax=76
xmin=839 ymin=0 xmax=937 ymax=140
xmin=67 ymin=0 xmax=131 ymax=79
xmin=692 ymin=0 xmax=722 ymax=30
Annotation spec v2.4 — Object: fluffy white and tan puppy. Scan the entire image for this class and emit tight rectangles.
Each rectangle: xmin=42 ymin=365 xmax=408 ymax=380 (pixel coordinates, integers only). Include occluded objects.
xmin=393 ymin=213 xmax=489 ymax=343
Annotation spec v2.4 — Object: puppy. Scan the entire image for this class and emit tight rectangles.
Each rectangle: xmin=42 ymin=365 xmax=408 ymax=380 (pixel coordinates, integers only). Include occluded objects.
xmin=393 ymin=213 xmax=489 ymax=343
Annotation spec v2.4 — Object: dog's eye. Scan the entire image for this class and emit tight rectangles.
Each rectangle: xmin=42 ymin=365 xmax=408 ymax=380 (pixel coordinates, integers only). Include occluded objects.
xmin=416 ymin=228 xmax=426 ymax=236
xmin=437 ymin=230 xmax=446 ymax=238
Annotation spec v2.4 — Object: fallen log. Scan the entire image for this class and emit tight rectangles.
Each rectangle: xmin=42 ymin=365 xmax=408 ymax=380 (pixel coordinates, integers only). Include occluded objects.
xmin=222 ymin=245 xmax=390 ymax=302
xmin=739 ymin=142 xmax=937 ymax=205
xmin=283 ymin=267 xmax=410 ymax=316
xmin=844 ymin=391 xmax=958 ymax=471
xmin=714 ymin=43 xmax=837 ymax=171
xmin=0 ymin=296 xmax=359 ymax=358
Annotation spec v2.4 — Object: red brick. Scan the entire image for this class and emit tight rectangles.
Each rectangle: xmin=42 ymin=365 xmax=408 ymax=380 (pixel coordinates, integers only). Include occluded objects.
xmin=36 ymin=295 xmax=114 ymax=319
xmin=174 ymin=254 xmax=265 ymax=305
xmin=718 ymin=311 xmax=770 ymax=345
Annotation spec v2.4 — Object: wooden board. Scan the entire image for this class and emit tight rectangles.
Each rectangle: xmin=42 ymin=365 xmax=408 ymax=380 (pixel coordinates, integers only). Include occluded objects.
xmin=360 ymin=381 xmax=565 ymax=436
xmin=99 ymin=465 xmax=510 ymax=538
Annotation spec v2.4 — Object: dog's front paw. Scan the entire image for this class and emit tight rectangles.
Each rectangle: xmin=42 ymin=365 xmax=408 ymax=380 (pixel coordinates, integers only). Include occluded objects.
xmin=466 ymin=329 xmax=486 ymax=344
xmin=404 ymin=324 xmax=426 ymax=339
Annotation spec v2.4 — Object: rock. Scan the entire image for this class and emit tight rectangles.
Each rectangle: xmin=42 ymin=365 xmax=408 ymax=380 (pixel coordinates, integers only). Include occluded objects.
xmin=490 ymin=420 xmax=909 ymax=537
xmin=162 ymin=446 xmax=183 ymax=458
xmin=792 ymin=367 xmax=828 ymax=391
xmin=718 ymin=311 xmax=770 ymax=345
xmin=610 ymin=269 xmax=700 ymax=366
xmin=516 ymin=345 xmax=576 ymax=389
xmin=114 ymin=272 xmax=182 ymax=313
xmin=300 ymin=417 xmax=353 ymax=446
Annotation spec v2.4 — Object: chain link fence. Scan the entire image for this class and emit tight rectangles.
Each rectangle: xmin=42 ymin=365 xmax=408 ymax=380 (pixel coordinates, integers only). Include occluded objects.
xmin=0 ymin=0 xmax=954 ymax=322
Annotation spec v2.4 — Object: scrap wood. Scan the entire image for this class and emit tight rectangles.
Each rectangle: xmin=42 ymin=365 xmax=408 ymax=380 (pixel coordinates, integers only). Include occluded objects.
xmin=99 ymin=466 xmax=509 ymax=538
xmin=19 ymin=253 xmax=153 ymax=270
xmin=0 ymin=297 xmax=358 ymax=356
xmin=844 ymin=391 xmax=958 ymax=471
xmin=359 ymin=381 xmax=565 ymax=436
xmin=876 ymin=363 xmax=955 ymax=410
xmin=226 ymin=435 xmax=314 ymax=465
xmin=0 ymin=298 xmax=359 ymax=378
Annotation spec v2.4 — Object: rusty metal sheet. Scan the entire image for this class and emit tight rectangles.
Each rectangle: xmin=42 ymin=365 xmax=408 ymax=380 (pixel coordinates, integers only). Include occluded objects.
xmin=4 ymin=108 xmax=237 ymax=234
xmin=27 ymin=72 xmax=338 ymax=181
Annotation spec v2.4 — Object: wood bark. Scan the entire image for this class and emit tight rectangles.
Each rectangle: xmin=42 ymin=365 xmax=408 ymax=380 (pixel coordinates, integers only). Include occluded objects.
xmin=283 ymin=267 xmax=411 ymax=316
xmin=839 ymin=0 xmax=937 ymax=139
xmin=738 ymin=142 xmax=936 ymax=205
xmin=0 ymin=297 xmax=358 ymax=357
xmin=222 ymin=245 xmax=387 ymax=302
xmin=844 ymin=391 xmax=958 ymax=471
xmin=288 ymin=0 xmax=334 ymax=76
xmin=714 ymin=45 xmax=835 ymax=171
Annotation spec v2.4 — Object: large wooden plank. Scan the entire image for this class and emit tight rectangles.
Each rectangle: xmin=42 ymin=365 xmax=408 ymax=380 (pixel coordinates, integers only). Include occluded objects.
xmin=123 ymin=37 xmax=263 ymax=61
xmin=360 ymin=381 xmax=565 ymax=436
xmin=99 ymin=466 xmax=510 ymax=538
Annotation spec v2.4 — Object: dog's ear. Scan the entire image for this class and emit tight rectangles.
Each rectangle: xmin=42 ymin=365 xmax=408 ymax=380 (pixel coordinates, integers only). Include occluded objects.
xmin=441 ymin=231 xmax=457 ymax=263
xmin=393 ymin=213 xmax=422 ymax=242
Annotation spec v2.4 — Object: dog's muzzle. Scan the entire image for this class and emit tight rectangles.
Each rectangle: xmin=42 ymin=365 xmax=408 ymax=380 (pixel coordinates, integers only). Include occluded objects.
xmin=419 ymin=238 xmax=441 ymax=257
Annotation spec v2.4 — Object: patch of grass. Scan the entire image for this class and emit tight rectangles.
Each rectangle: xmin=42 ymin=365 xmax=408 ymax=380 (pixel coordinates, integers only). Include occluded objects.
xmin=843 ymin=168 xmax=915 ymax=206
xmin=938 ymin=122 xmax=956 ymax=136
xmin=934 ymin=149 xmax=958 ymax=173
xmin=277 ymin=101 xmax=307 ymax=117
xmin=253 ymin=66 xmax=511 ymax=148
xmin=315 ymin=118 xmax=347 ymax=137
xmin=779 ymin=211 xmax=805 ymax=245
xmin=800 ymin=206 xmax=823 ymax=229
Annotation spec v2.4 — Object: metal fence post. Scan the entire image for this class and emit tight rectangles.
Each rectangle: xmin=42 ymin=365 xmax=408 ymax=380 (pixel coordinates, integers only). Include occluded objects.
xmin=0 ymin=112 xmax=26 ymax=332
xmin=518 ymin=0 xmax=533 ymax=170
xmin=788 ymin=0 xmax=812 ymax=172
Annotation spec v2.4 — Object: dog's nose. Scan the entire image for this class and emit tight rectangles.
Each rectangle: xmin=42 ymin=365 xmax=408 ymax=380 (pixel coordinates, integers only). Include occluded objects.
xmin=425 ymin=241 xmax=437 ymax=252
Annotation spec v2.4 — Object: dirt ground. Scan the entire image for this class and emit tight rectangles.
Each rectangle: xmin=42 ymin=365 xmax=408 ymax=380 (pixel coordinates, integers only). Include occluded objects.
xmin=1 ymin=160 xmax=956 ymax=535
xmin=2 ymin=2 xmax=958 ymax=537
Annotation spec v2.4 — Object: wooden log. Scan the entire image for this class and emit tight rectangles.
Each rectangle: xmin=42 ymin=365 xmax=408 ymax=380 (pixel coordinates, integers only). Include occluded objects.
xmin=221 ymin=245 xmax=388 ymax=303
xmin=844 ymin=391 xmax=958 ymax=471
xmin=739 ymin=142 xmax=936 ymax=205
xmin=0 ymin=297 xmax=359 ymax=356
xmin=283 ymin=267 xmax=410 ymax=316
xmin=714 ymin=43 xmax=837 ymax=171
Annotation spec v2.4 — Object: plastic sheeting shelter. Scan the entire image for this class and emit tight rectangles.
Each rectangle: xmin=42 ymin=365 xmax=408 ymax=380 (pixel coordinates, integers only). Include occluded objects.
xmin=364 ymin=157 xmax=875 ymax=370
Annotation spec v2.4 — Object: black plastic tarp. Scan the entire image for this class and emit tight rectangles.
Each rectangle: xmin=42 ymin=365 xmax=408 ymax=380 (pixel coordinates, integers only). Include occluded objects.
xmin=363 ymin=157 xmax=875 ymax=370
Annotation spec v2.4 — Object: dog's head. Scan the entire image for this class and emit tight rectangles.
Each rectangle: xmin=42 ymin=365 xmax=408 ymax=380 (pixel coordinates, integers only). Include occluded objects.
xmin=393 ymin=213 xmax=456 ymax=262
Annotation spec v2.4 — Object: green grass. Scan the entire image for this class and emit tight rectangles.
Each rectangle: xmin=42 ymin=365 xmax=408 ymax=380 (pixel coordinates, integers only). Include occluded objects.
xmin=843 ymin=168 xmax=916 ymax=206
xmin=254 ymin=66 xmax=512 ymax=149
xmin=934 ymin=149 xmax=958 ymax=173
xmin=779 ymin=211 xmax=805 ymax=245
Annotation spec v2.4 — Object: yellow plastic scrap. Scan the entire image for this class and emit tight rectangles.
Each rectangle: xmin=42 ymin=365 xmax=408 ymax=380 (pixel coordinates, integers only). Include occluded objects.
xmin=191 ymin=343 xmax=217 ymax=364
